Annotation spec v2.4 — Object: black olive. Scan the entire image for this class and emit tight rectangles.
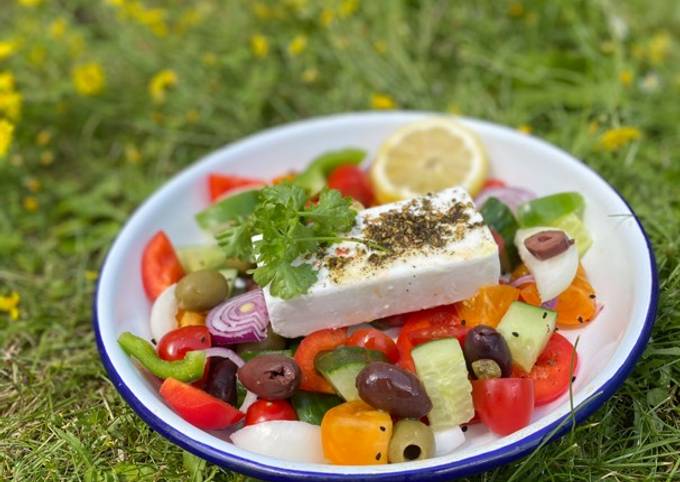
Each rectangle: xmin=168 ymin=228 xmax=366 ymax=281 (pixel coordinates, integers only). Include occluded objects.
xmin=463 ymin=325 xmax=512 ymax=378
xmin=205 ymin=358 xmax=238 ymax=405
xmin=356 ymin=362 xmax=432 ymax=418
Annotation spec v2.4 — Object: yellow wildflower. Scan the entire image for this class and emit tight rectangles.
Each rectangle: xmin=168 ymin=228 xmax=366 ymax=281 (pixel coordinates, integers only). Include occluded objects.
xmin=124 ymin=3 xmax=168 ymax=37
xmin=508 ymin=2 xmax=524 ymax=17
xmin=0 ymin=291 xmax=20 ymax=320
xmin=40 ymin=150 xmax=55 ymax=165
xmin=288 ymin=35 xmax=307 ymax=56
xmin=0 ymin=91 xmax=22 ymax=120
xmin=339 ymin=0 xmax=359 ymax=17
xmin=17 ymin=0 xmax=42 ymax=6
xmin=373 ymin=40 xmax=387 ymax=54
xmin=0 ymin=72 xmax=15 ymax=92
xmin=371 ymin=93 xmax=396 ymax=110
xmin=0 ymin=119 xmax=14 ymax=158
xmin=149 ymin=69 xmax=178 ymax=104
xmin=23 ymin=196 xmax=39 ymax=212
xmin=49 ymin=18 xmax=68 ymax=39
xmin=302 ymin=67 xmax=318 ymax=83
xmin=250 ymin=34 xmax=269 ymax=58
xmin=618 ymin=69 xmax=633 ymax=87
xmin=24 ymin=177 xmax=41 ymax=192
xmin=36 ymin=129 xmax=52 ymax=146
xmin=72 ymin=63 xmax=105 ymax=96
xmin=252 ymin=2 xmax=273 ymax=20
xmin=0 ymin=40 xmax=17 ymax=61
xmin=588 ymin=121 xmax=599 ymax=134
xmin=517 ymin=124 xmax=532 ymax=135
xmin=176 ymin=7 xmax=204 ymax=33
xmin=85 ymin=271 xmax=99 ymax=281
xmin=124 ymin=143 xmax=142 ymax=164
xmin=648 ymin=32 xmax=671 ymax=65
xmin=598 ymin=127 xmax=641 ymax=152
xmin=320 ymin=8 xmax=334 ymax=27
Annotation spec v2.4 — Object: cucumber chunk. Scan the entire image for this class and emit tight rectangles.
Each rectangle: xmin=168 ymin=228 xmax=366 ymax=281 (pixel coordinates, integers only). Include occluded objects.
xmin=551 ymin=213 xmax=592 ymax=257
xmin=291 ymin=391 xmax=343 ymax=425
xmin=314 ymin=347 xmax=386 ymax=401
xmin=496 ymin=301 xmax=556 ymax=372
xmin=412 ymin=338 xmax=474 ymax=429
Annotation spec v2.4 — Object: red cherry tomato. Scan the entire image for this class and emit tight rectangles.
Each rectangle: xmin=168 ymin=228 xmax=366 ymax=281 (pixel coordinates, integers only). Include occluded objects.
xmin=346 ymin=328 xmax=399 ymax=363
xmin=141 ymin=231 xmax=184 ymax=300
xmin=157 ymin=326 xmax=211 ymax=361
xmin=396 ymin=304 xmax=465 ymax=372
xmin=208 ymin=174 xmax=264 ymax=202
xmin=327 ymin=165 xmax=375 ymax=207
xmin=159 ymin=378 xmax=244 ymax=430
xmin=512 ymin=333 xmax=577 ymax=406
xmin=245 ymin=399 xmax=298 ymax=426
xmin=294 ymin=328 xmax=348 ymax=393
xmin=472 ymin=378 xmax=534 ymax=435
xmin=482 ymin=178 xmax=507 ymax=190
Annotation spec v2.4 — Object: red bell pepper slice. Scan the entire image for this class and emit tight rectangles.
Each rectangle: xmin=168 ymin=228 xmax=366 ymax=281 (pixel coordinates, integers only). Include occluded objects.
xmin=294 ymin=328 xmax=347 ymax=393
xmin=141 ymin=231 xmax=184 ymax=301
xmin=159 ymin=377 xmax=244 ymax=430
xmin=208 ymin=174 xmax=264 ymax=202
xmin=396 ymin=304 xmax=466 ymax=372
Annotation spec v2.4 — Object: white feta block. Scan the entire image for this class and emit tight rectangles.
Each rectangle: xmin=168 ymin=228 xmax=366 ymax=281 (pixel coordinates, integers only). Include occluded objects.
xmin=264 ymin=187 xmax=500 ymax=337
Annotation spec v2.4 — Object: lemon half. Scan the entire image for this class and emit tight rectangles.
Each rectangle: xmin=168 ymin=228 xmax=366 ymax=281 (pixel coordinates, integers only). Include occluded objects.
xmin=371 ymin=117 xmax=489 ymax=204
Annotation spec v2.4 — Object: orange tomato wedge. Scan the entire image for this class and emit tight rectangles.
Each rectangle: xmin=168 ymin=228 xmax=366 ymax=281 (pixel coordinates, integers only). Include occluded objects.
xmin=519 ymin=265 xmax=597 ymax=328
xmin=456 ymin=285 xmax=520 ymax=328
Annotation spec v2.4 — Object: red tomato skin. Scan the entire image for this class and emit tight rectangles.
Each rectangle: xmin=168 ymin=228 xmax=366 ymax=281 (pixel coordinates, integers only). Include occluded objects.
xmin=159 ymin=378 xmax=244 ymax=430
xmin=245 ymin=400 xmax=298 ymax=426
xmin=513 ymin=333 xmax=577 ymax=406
xmin=472 ymin=378 xmax=534 ymax=436
xmin=346 ymin=328 xmax=399 ymax=363
xmin=482 ymin=178 xmax=507 ymax=190
xmin=294 ymin=328 xmax=348 ymax=393
xmin=396 ymin=304 xmax=462 ymax=372
xmin=157 ymin=326 xmax=211 ymax=361
xmin=327 ymin=165 xmax=375 ymax=207
xmin=141 ymin=231 xmax=184 ymax=301
xmin=208 ymin=174 xmax=263 ymax=202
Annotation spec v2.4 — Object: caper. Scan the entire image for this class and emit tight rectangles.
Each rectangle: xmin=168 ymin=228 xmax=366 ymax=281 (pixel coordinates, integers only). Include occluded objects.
xmin=236 ymin=325 xmax=287 ymax=354
xmin=175 ymin=270 xmax=229 ymax=311
xmin=388 ymin=419 xmax=435 ymax=463
xmin=471 ymin=359 xmax=502 ymax=380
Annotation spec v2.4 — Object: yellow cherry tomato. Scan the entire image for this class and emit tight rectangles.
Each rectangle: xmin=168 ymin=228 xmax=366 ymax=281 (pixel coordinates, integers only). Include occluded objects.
xmin=321 ymin=400 xmax=393 ymax=465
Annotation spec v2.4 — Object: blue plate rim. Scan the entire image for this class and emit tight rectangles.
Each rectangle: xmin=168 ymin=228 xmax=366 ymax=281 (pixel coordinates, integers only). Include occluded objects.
xmin=92 ymin=112 xmax=659 ymax=481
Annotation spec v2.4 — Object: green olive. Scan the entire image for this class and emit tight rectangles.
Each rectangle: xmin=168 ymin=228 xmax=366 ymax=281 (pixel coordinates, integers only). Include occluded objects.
xmin=175 ymin=270 xmax=228 ymax=311
xmin=236 ymin=325 xmax=287 ymax=354
xmin=388 ymin=419 xmax=435 ymax=463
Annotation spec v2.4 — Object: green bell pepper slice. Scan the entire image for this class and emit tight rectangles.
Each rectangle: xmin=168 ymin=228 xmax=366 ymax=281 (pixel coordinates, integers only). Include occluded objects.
xmin=195 ymin=188 xmax=260 ymax=232
xmin=294 ymin=148 xmax=366 ymax=194
xmin=516 ymin=192 xmax=585 ymax=227
xmin=118 ymin=332 xmax=206 ymax=382
xmin=480 ymin=197 xmax=520 ymax=272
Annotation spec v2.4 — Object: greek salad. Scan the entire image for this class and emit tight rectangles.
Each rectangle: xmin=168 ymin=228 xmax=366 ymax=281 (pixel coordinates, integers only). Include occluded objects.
xmin=117 ymin=118 xmax=600 ymax=465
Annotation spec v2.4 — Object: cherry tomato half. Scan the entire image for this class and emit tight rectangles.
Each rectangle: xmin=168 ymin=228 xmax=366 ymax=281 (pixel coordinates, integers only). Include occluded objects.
xmin=482 ymin=178 xmax=507 ymax=190
xmin=141 ymin=231 xmax=184 ymax=300
xmin=157 ymin=326 xmax=211 ymax=361
xmin=396 ymin=304 xmax=465 ymax=372
xmin=513 ymin=333 xmax=577 ymax=406
xmin=472 ymin=378 xmax=534 ymax=436
xmin=327 ymin=165 xmax=375 ymax=207
xmin=294 ymin=328 xmax=348 ymax=393
xmin=245 ymin=399 xmax=297 ymax=426
xmin=208 ymin=174 xmax=264 ymax=202
xmin=346 ymin=328 xmax=399 ymax=363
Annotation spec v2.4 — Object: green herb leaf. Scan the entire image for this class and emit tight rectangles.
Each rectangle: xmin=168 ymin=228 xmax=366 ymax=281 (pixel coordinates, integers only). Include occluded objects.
xmin=216 ymin=216 xmax=255 ymax=261
xmin=304 ymin=188 xmax=357 ymax=237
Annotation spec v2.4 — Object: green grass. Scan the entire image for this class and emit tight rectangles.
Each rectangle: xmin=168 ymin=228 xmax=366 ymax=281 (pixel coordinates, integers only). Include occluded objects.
xmin=1 ymin=0 xmax=679 ymax=480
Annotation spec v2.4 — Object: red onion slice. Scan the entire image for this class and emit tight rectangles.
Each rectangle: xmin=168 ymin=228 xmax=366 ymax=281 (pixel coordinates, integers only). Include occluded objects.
xmin=203 ymin=347 xmax=245 ymax=368
xmin=541 ymin=298 xmax=558 ymax=310
xmin=206 ymin=288 xmax=269 ymax=346
xmin=475 ymin=186 xmax=536 ymax=213
xmin=511 ymin=274 xmax=535 ymax=287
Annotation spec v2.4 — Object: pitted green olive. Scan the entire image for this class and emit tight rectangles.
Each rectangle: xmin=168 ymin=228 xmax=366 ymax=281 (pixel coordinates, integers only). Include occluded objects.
xmin=175 ymin=270 xmax=228 ymax=311
xmin=388 ymin=419 xmax=435 ymax=463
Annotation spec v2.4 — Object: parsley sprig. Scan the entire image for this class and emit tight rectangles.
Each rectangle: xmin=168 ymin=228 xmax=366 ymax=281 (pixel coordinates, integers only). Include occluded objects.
xmin=216 ymin=184 xmax=366 ymax=299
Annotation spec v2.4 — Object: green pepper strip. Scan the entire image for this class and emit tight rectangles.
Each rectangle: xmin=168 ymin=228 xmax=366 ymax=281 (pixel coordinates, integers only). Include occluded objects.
xmin=294 ymin=148 xmax=366 ymax=194
xmin=118 ymin=332 xmax=206 ymax=383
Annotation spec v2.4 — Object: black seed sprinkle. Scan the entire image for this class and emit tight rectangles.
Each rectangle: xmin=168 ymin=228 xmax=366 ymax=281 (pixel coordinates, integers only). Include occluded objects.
xmin=555 ymin=327 xmax=560 ymax=331
xmin=461 ymin=319 xmax=467 ymax=326
xmin=542 ymin=312 xmax=547 ymax=319
xmin=512 ymin=332 xmax=519 ymax=337
xmin=571 ymin=376 xmax=576 ymax=382
xmin=379 ymin=426 xmax=386 ymax=432
xmin=461 ymin=425 xmax=468 ymax=433
xmin=589 ymin=294 xmax=596 ymax=299
xmin=578 ymin=316 xmax=584 ymax=324
xmin=151 ymin=338 xmax=156 ymax=345
xmin=376 ymin=452 xmax=382 ymax=461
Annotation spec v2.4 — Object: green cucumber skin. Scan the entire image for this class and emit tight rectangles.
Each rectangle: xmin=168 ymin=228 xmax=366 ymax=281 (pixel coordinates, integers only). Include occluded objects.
xmin=314 ymin=347 xmax=386 ymax=401
xmin=291 ymin=391 xmax=343 ymax=425
xmin=496 ymin=301 xmax=557 ymax=372
xmin=239 ymin=349 xmax=293 ymax=363
xmin=480 ymin=197 xmax=520 ymax=272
